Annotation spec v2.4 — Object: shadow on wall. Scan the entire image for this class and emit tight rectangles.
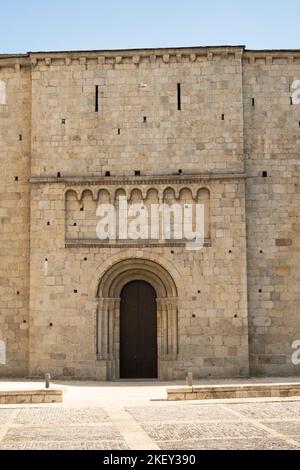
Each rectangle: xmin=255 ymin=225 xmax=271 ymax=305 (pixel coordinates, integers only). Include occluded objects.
xmin=0 ymin=80 xmax=6 ymax=105
xmin=0 ymin=341 xmax=6 ymax=365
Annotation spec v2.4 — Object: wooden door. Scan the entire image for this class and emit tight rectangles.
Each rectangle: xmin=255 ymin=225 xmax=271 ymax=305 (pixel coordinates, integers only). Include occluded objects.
xmin=120 ymin=281 xmax=157 ymax=379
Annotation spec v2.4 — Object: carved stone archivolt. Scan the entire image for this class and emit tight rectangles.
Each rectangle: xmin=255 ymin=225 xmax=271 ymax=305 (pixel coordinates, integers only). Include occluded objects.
xmin=96 ymin=258 xmax=178 ymax=380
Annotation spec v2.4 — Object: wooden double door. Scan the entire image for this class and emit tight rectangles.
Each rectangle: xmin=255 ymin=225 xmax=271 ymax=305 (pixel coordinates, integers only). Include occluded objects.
xmin=120 ymin=281 xmax=158 ymax=379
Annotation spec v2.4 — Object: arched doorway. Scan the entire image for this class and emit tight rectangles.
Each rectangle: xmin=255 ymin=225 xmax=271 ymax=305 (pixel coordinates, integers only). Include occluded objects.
xmin=120 ymin=281 xmax=158 ymax=379
xmin=96 ymin=258 xmax=178 ymax=380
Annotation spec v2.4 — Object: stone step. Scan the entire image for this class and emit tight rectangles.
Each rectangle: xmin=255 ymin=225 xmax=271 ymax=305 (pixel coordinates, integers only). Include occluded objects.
xmin=167 ymin=383 xmax=300 ymax=401
xmin=0 ymin=389 xmax=63 ymax=405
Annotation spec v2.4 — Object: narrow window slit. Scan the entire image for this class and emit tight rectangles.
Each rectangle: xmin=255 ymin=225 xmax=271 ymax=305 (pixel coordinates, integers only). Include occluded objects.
xmin=95 ymin=85 xmax=99 ymax=112
xmin=177 ymin=83 xmax=181 ymax=110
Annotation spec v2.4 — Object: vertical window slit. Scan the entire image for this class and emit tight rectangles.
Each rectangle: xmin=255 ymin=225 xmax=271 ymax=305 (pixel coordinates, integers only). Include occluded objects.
xmin=177 ymin=83 xmax=181 ymax=111
xmin=95 ymin=85 xmax=99 ymax=112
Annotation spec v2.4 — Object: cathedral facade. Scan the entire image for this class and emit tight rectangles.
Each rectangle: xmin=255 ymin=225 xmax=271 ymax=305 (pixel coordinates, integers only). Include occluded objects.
xmin=0 ymin=45 xmax=299 ymax=380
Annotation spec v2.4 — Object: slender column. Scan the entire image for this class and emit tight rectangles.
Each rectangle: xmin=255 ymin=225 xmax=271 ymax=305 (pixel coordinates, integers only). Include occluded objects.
xmin=97 ymin=298 xmax=110 ymax=360
xmin=157 ymin=297 xmax=178 ymax=360
xmin=108 ymin=298 xmax=119 ymax=359
xmin=167 ymin=299 xmax=173 ymax=356
xmin=170 ymin=298 xmax=178 ymax=357
xmin=98 ymin=298 xmax=120 ymax=362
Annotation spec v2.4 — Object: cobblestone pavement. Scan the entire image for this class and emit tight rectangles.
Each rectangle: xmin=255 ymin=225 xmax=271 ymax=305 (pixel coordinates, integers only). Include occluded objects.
xmin=0 ymin=381 xmax=300 ymax=450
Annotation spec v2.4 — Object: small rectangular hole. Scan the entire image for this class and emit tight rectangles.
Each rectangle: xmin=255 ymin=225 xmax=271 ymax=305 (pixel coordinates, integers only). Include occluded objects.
xmin=177 ymin=83 xmax=181 ymax=111
xmin=290 ymin=97 xmax=293 ymax=105
xmin=19 ymin=134 xmax=22 ymax=141
xmin=62 ymin=119 xmax=66 ymax=124
xmin=135 ymin=170 xmax=141 ymax=176
xmin=252 ymin=98 xmax=255 ymax=106
xmin=105 ymin=171 xmax=111 ymax=177
xmin=95 ymin=85 xmax=99 ymax=112
xmin=15 ymin=176 xmax=19 ymax=182
xmin=221 ymin=114 xmax=225 ymax=120
xmin=262 ymin=171 xmax=268 ymax=178
xmin=143 ymin=116 xmax=147 ymax=123
xmin=118 ymin=128 xmax=121 ymax=135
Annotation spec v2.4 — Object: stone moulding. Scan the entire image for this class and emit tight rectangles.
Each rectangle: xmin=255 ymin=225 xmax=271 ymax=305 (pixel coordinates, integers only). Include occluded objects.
xmin=1 ymin=48 xmax=300 ymax=69
xmin=30 ymin=173 xmax=247 ymax=186
xmin=65 ymin=240 xmax=212 ymax=249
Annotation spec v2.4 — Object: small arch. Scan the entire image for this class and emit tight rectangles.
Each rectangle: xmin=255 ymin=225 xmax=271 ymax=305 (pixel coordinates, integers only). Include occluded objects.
xmin=97 ymin=188 xmax=111 ymax=203
xmin=179 ymin=187 xmax=194 ymax=202
xmin=129 ymin=188 xmax=143 ymax=203
xmin=163 ymin=186 xmax=178 ymax=199
xmin=80 ymin=188 xmax=95 ymax=202
xmin=163 ymin=186 xmax=177 ymax=203
xmin=197 ymin=187 xmax=210 ymax=200
xmin=146 ymin=187 xmax=159 ymax=201
xmin=65 ymin=189 xmax=79 ymax=201
xmin=114 ymin=187 xmax=129 ymax=201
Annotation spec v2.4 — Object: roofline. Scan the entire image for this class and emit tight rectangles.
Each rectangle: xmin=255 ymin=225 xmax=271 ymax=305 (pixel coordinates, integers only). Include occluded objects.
xmin=28 ymin=45 xmax=246 ymax=55
xmin=0 ymin=53 xmax=29 ymax=59
xmin=1 ymin=46 xmax=300 ymax=59
xmin=245 ymin=48 xmax=300 ymax=53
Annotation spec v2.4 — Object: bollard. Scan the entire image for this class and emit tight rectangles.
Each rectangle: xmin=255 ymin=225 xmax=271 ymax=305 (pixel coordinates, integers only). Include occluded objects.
xmin=45 ymin=373 xmax=51 ymax=389
xmin=186 ymin=372 xmax=193 ymax=387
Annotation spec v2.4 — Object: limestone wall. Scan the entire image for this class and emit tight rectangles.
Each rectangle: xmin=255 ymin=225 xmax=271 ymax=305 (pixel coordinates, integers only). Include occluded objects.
xmin=243 ymin=52 xmax=300 ymax=376
xmin=0 ymin=57 xmax=31 ymax=376
xmin=29 ymin=176 xmax=248 ymax=380
xmin=30 ymin=47 xmax=244 ymax=177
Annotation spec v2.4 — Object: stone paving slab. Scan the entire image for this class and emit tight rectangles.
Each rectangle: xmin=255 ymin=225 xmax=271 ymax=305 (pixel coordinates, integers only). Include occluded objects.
xmin=226 ymin=402 xmax=300 ymax=419
xmin=14 ymin=408 xmax=111 ymax=425
xmin=0 ymin=410 xmax=14 ymax=425
xmin=127 ymin=404 xmax=235 ymax=422
xmin=1 ymin=383 xmax=300 ymax=450
xmin=0 ymin=441 xmax=129 ymax=450
xmin=262 ymin=421 xmax=300 ymax=436
xmin=141 ymin=422 xmax=269 ymax=441
xmin=3 ymin=424 xmax=123 ymax=443
xmin=158 ymin=438 xmax=300 ymax=450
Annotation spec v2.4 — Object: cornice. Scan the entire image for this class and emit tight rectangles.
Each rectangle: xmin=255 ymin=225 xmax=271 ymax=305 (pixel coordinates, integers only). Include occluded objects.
xmin=30 ymin=173 xmax=247 ymax=186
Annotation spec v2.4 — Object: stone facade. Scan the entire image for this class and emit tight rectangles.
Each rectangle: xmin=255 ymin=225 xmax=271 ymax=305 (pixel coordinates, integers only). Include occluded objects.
xmin=0 ymin=46 xmax=299 ymax=380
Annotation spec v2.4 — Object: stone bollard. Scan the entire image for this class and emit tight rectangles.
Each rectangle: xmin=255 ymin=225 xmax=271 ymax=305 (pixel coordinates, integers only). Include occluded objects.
xmin=186 ymin=372 xmax=193 ymax=387
xmin=45 ymin=373 xmax=51 ymax=389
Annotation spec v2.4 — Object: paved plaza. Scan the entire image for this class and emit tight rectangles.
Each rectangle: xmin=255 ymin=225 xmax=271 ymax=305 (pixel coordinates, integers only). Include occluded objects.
xmin=0 ymin=379 xmax=300 ymax=450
